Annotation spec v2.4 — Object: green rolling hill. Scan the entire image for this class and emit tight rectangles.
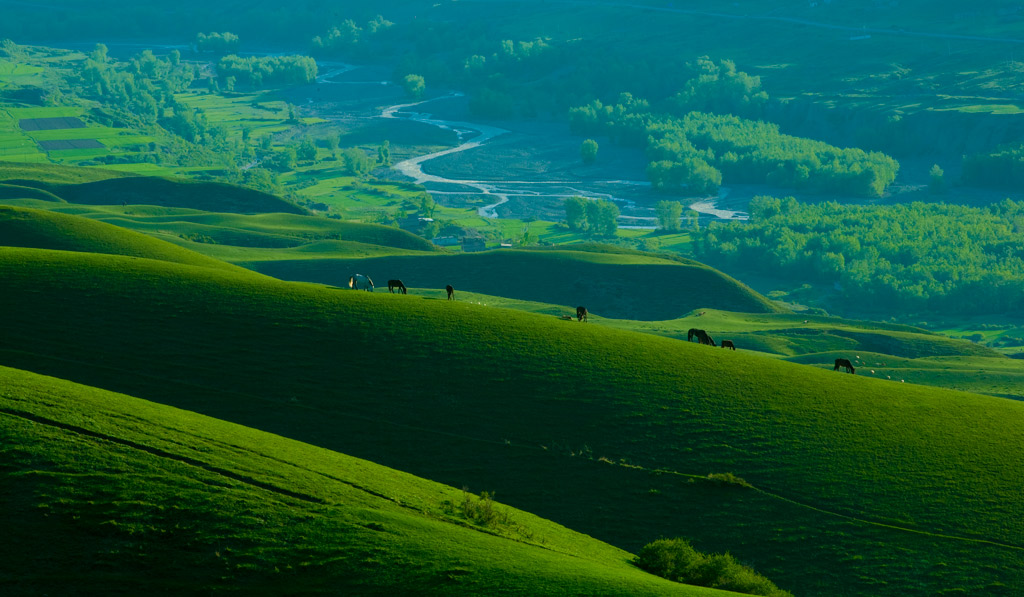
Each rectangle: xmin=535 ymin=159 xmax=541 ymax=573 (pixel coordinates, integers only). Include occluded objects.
xmin=0 ymin=161 xmax=304 ymax=214
xmin=1 ymin=364 xmax=727 ymax=596
xmin=1 ymin=222 xmax=1023 ymax=595
xmin=0 ymin=205 xmax=245 ymax=272
xmin=250 ymin=250 xmax=784 ymax=320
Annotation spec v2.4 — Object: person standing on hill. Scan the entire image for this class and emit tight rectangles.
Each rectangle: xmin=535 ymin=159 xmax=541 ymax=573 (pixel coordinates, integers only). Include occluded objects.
xmin=446 ymin=285 xmax=455 ymax=300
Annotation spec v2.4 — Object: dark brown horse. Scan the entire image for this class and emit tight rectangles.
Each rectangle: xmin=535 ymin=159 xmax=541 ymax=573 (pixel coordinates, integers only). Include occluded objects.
xmin=388 ymin=279 xmax=407 ymax=294
xmin=576 ymin=306 xmax=588 ymax=322
xmin=687 ymin=328 xmax=716 ymax=346
xmin=721 ymin=340 xmax=735 ymax=350
xmin=834 ymin=358 xmax=856 ymax=374
xmin=446 ymin=285 xmax=455 ymax=300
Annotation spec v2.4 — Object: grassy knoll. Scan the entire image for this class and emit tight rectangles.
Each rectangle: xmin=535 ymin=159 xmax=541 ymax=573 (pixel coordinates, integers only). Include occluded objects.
xmin=2 ymin=246 xmax=1024 ymax=595
xmin=249 ymin=248 xmax=783 ymax=320
xmin=0 ymin=199 xmax=438 ymax=258
xmin=0 ymin=205 xmax=245 ymax=272
xmin=597 ymin=309 xmax=1000 ymax=359
xmin=787 ymin=351 xmax=1024 ymax=399
xmin=0 ymin=365 xmax=723 ymax=596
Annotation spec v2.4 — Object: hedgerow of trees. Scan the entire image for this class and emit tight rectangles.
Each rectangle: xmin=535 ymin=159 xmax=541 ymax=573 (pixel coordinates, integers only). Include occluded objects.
xmin=694 ymin=196 xmax=1024 ymax=313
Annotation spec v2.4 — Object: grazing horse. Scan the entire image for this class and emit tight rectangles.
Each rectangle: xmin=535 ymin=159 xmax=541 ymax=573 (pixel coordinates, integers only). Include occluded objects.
xmin=687 ymin=328 xmax=716 ymax=346
xmin=446 ymin=285 xmax=455 ymax=300
xmin=834 ymin=358 xmax=856 ymax=374
xmin=388 ymin=279 xmax=407 ymax=294
xmin=348 ymin=274 xmax=374 ymax=291
xmin=721 ymin=340 xmax=735 ymax=350
xmin=576 ymin=306 xmax=588 ymax=322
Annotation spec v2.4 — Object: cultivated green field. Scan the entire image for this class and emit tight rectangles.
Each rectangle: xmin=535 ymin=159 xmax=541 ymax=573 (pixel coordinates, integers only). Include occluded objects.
xmin=0 ymin=365 xmax=725 ymax=595
xmin=2 ymin=221 xmax=1023 ymax=594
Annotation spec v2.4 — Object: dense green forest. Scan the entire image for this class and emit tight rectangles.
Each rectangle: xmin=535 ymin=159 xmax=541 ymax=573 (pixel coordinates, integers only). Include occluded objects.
xmin=569 ymin=67 xmax=900 ymax=197
xmin=695 ymin=197 xmax=1024 ymax=314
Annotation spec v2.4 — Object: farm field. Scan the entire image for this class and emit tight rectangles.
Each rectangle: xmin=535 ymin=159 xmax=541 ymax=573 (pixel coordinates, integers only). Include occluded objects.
xmin=2 ymin=220 xmax=1024 ymax=594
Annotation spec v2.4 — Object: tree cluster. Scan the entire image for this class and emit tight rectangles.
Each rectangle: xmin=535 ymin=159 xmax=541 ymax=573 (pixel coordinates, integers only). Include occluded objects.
xmin=694 ymin=196 xmax=1024 ymax=314
xmin=196 ymin=32 xmax=239 ymax=53
xmin=217 ymin=55 xmax=317 ymax=89
xmin=571 ymin=93 xmax=899 ymax=197
xmin=311 ymin=15 xmax=393 ymax=56
xmin=963 ymin=143 xmax=1024 ymax=189
xmin=564 ymin=196 xmax=619 ymax=237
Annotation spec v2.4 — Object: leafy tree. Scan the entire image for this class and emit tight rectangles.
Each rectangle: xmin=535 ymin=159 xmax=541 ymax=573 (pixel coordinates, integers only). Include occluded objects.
xmin=326 ymin=134 xmax=340 ymax=156
xmin=656 ymin=200 xmax=684 ymax=231
xmin=378 ymin=140 xmax=391 ymax=165
xmin=419 ymin=194 xmax=436 ymax=218
xmin=564 ymin=196 xmax=588 ymax=231
xmin=402 ymin=74 xmax=426 ymax=99
xmin=341 ymin=148 xmax=372 ymax=176
xmin=929 ymin=163 xmax=946 ymax=194
xmin=297 ymin=137 xmax=318 ymax=163
xmin=581 ymin=138 xmax=599 ymax=164
xmin=586 ymin=199 xmax=619 ymax=237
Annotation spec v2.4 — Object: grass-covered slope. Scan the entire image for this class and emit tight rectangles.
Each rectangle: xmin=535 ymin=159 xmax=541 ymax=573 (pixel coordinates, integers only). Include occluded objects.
xmin=1 ymin=247 xmax=1023 ymax=595
xmin=602 ymin=309 xmax=1001 ymax=359
xmin=0 ymin=206 xmax=246 ymax=272
xmin=0 ymin=161 xmax=304 ymax=214
xmin=0 ymin=365 xmax=721 ymax=596
xmin=251 ymin=249 xmax=784 ymax=320
xmin=0 ymin=199 xmax=440 ymax=256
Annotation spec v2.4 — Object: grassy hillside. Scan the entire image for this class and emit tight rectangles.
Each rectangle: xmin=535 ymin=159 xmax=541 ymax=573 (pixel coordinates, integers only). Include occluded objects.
xmin=251 ymin=250 xmax=784 ymax=320
xmin=0 ymin=161 xmax=304 ymax=214
xmin=1 ymin=246 xmax=1023 ymax=595
xmin=787 ymin=351 xmax=1024 ymax=399
xmin=0 ymin=205 xmax=247 ymax=272
xmin=600 ymin=309 xmax=1001 ymax=359
xmin=0 ymin=365 xmax=726 ymax=596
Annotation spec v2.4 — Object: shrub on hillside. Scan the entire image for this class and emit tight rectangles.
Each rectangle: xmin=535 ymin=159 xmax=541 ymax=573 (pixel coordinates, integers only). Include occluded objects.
xmin=635 ymin=538 xmax=791 ymax=597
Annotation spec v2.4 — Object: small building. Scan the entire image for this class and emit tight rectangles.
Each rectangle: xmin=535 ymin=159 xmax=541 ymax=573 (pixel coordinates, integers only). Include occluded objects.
xmin=461 ymin=237 xmax=487 ymax=252
xmin=399 ymin=215 xmax=433 ymax=232
xmin=432 ymin=235 xmax=459 ymax=247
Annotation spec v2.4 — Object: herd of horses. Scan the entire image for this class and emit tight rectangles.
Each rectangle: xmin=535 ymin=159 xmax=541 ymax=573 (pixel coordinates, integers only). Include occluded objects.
xmin=347 ymin=273 xmax=857 ymax=374
xmin=346 ymin=274 xmax=456 ymax=300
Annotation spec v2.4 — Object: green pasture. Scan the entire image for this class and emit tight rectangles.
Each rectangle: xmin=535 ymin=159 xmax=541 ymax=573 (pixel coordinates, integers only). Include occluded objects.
xmin=1 ymin=235 xmax=1023 ymax=595
xmin=248 ymin=248 xmax=780 ymax=320
xmin=174 ymin=92 xmax=322 ymax=142
xmin=1 ymin=365 xmax=720 ymax=595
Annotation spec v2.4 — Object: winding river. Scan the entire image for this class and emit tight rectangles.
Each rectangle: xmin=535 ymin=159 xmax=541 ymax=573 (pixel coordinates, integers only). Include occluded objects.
xmin=373 ymin=92 xmax=748 ymax=224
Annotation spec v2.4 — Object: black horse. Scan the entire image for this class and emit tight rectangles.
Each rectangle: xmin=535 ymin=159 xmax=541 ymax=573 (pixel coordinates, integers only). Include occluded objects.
xmin=446 ymin=285 xmax=455 ymax=301
xmin=388 ymin=279 xmax=407 ymax=294
xmin=687 ymin=328 xmax=716 ymax=346
xmin=576 ymin=306 xmax=588 ymax=322
xmin=834 ymin=358 xmax=856 ymax=374
xmin=721 ymin=340 xmax=735 ymax=350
